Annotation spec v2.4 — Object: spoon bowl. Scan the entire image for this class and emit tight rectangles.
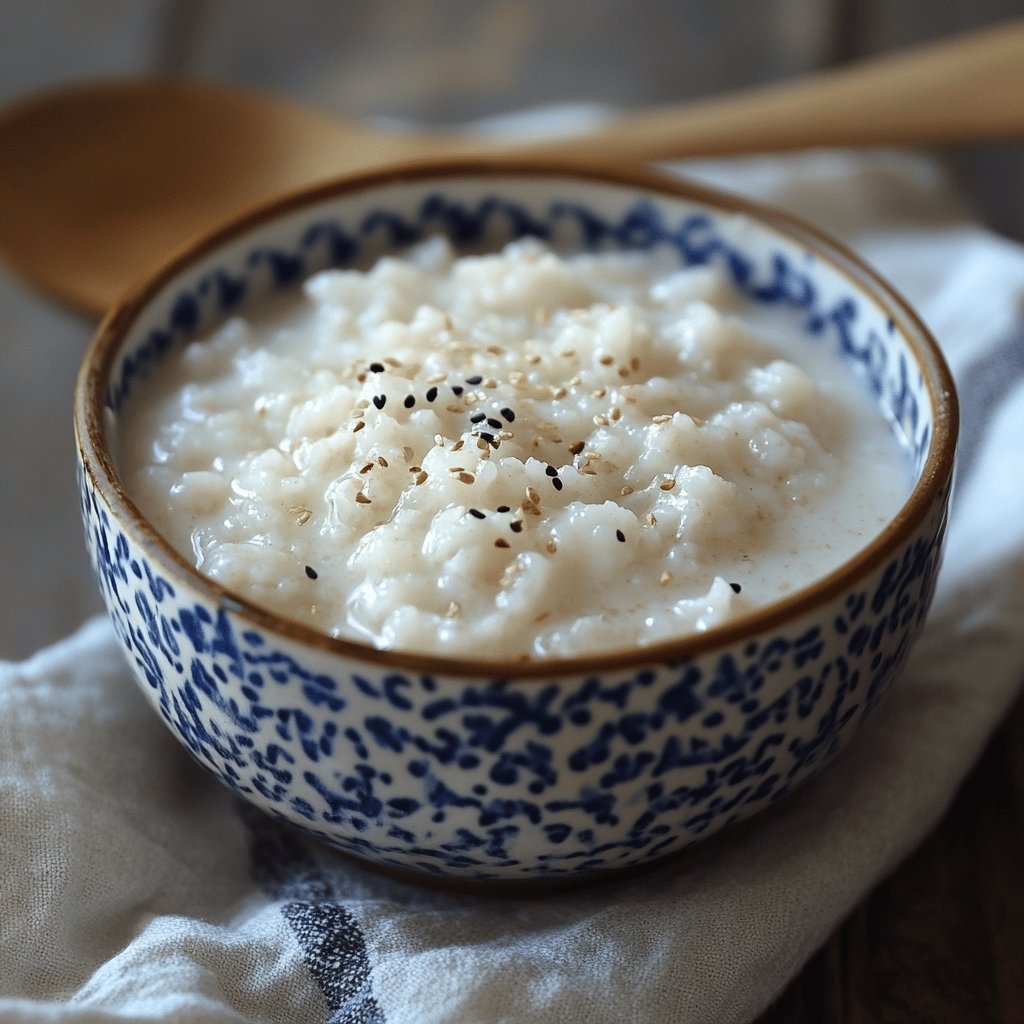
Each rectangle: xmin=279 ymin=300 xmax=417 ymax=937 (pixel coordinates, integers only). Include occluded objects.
xmin=0 ymin=80 xmax=373 ymax=313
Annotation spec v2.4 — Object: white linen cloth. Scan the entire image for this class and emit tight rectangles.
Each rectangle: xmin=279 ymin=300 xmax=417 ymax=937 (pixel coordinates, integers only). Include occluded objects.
xmin=2 ymin=149 xmax=1023 ymax=1023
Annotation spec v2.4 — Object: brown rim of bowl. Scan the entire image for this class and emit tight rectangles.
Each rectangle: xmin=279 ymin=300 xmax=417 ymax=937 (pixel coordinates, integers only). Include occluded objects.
xmin=75 ymin=155 xmax=959 ymax=680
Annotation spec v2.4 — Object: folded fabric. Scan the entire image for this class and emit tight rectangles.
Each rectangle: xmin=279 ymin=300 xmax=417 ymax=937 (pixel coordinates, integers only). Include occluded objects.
xmin=2 ymin=150 xmax=1022 ymax=1024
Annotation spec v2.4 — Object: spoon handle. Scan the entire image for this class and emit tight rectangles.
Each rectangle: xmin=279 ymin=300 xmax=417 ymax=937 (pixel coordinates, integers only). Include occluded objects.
xmin=514 ymin=19 xmax=1024 ymax=160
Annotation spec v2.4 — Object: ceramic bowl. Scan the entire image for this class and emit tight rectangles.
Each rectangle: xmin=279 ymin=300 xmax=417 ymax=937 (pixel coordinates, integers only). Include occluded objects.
xmin=74 ymin=159 xmax=957 ymax=884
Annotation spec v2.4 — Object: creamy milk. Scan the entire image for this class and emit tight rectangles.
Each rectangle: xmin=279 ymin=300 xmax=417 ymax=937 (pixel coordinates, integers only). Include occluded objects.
xmin=121 ymin=237 xmax=909 ymax=660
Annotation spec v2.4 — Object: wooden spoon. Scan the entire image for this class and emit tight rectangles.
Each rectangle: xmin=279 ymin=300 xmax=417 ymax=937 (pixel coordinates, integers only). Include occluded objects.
xmin=2 ymin=18 xmax=1023 ymax=315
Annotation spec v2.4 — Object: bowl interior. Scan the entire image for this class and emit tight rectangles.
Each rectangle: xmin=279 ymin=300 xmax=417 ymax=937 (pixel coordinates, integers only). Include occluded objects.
xmin=82 ymin=161 xmax=955 ymax=672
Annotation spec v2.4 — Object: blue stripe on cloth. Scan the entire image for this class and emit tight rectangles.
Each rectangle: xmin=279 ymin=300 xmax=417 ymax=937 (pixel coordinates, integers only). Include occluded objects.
xmin=243 ymin=805 xmax=384 ymax=1024
xmin=282 ymin=902 xmax=382 ymax=1024
xmin=952 ymin=326 xmax=1024 ymax=507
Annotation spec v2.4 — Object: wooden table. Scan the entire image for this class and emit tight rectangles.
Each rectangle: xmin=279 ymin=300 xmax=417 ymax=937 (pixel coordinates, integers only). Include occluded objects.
xmin=759 ymin=692 xmax=1024 ymax=1022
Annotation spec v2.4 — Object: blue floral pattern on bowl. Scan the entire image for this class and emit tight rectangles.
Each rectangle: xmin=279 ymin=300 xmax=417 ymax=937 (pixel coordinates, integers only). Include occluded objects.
xmin=76 ymin=166 xmax=954 ymax=882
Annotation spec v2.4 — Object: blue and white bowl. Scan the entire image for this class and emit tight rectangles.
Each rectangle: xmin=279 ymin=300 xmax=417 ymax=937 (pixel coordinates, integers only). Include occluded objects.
xmin=74 ymin=159 xmax=957 ymax=884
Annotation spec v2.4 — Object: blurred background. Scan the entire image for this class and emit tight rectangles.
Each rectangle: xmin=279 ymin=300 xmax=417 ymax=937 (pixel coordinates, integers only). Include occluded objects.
xmin=2 ymin=0 xmax=1023 ymax=658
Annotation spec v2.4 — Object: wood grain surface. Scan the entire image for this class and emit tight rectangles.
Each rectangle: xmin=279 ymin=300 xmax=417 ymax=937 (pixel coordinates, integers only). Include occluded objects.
xmin=758 ymin=691 xmax=1024 ymax=1022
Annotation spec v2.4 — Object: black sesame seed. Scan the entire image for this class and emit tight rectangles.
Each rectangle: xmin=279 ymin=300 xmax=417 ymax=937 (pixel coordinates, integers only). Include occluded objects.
xmin=404 ymin=394 xmax=416 ymax=408
xmin=551 ymin=478 xmax=564 ymax=491
xmin=304 ymin=565 xmax=319 ymax=579
xmin=729 ymin=582 xmax=742 ymax=593
xmin=545 ymin=465 xmax=558 ymax=477
xmin=469 ymin=508 xmax=486 ymax=519
xmin=500 ymin=407 xmax=516 ymax=422
xmin=479 ymin=431 xmax=495 ymax=443
xmin=451 ymin=385 xmax=464 ymax=396
xmin=372 ymin=394 xmax=386 ymax=409
xmin=470 ymin=412 xmax=487 ymax=424
xmin=615 ymin=530 xmax=625 ymax=543
xmin=510 ymin=520 xmax=523 ymax=533
xmin=426 ymin=386 xmax=438 ymax=402
xmin=369 ymin=362 xmax=385 ymax=373
xmin=465 ymin=375 xmax=483 ymax=385
xmin=486 ymin=417 xmax=503 ymax=430
xmin=497 ymin=505 xmax=511 ymax=513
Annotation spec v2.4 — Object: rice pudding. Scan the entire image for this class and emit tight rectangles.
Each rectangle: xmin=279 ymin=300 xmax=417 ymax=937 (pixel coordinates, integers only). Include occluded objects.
xmin=121 ymin=236 xmax=910 ymax=660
